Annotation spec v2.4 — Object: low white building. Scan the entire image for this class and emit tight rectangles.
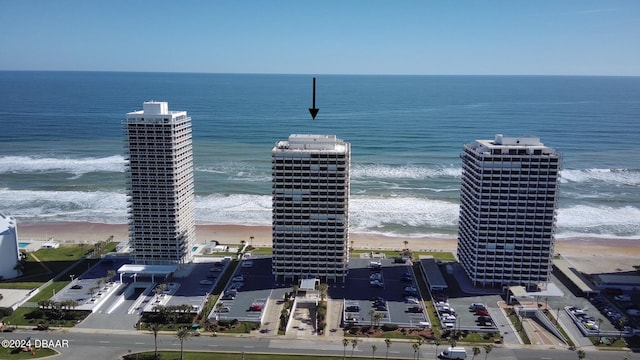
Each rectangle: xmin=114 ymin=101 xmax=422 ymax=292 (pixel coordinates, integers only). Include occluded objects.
xmin=0 ymin=213 xmax=20 ymax=280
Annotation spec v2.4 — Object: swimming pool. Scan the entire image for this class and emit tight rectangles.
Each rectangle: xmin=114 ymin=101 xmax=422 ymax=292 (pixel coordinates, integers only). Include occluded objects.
xmin=18 ymin=242 xmax=30 ymax=249
xmin=191 ymin=246 xmax=198 ymax=252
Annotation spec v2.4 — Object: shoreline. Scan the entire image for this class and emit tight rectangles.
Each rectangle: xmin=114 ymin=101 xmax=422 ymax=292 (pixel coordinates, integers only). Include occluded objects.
xmin=16 ymin=221 xmax=640 ymax=275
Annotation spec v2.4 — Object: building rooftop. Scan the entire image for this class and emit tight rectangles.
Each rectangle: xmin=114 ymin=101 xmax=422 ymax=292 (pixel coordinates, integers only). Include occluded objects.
xmin=126 ymin=101 xmax=187 ymax=120
xmin=0 ymin=212 xmax=16 ymax=233
xmin=468 ymin=134 xmax=558 ymax=156
xmin=273 ymin=134 xmax=348 ymax=153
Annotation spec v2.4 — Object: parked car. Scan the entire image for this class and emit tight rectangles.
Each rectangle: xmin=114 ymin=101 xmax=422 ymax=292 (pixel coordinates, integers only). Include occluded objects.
xmin=405 ymin=296 xmax=419 ymax=304
xmin=248 ymin=304 xmax=263 ymax=311
xmin=403 ymin=286 xmax=418 ymax=296
xmin=232 ymin=275 xmax=244 ymax=282
xmin=475 ymin=309 xmax=489 ymax=316
xmin=469 ymin=303 xmax=485 ymax=310
xmin=407 ymin=306 xmax=423 ymax=313
xmin=346 ymin=305 xmax=360 ymax=312
xmin=71 ymin=284 xmax=83 ymax=290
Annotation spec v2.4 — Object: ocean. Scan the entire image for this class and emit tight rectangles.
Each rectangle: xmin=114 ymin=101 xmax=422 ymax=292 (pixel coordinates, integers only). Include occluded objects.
xmin=1 ymin=71 xmax=639 ymax=240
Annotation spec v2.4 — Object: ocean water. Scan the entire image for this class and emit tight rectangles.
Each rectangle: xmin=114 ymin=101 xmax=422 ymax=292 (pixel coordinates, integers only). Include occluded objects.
xmin=1 ymin=71 xmax=639 ymax=240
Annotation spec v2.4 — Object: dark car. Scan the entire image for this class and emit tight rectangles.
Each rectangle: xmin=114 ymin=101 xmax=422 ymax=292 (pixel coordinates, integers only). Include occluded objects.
xmin=71 ymin=284 xmax=83 ymax=290
xmin=346 ymin=305 xmax=360 ymax=312
xmin=407 ymin=306 xmax=423 ymax=313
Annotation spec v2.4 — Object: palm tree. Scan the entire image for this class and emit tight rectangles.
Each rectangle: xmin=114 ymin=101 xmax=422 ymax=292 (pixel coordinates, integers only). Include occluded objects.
xmin=176 ymin=327 xmax=192 ymax=360
xmin=148 ymin=322 xmax=161 ymax=359
xmin=384 ymin=338 xmax=391 ymax=359
xmin=317 ymin=283 xmax=329 ymax=301
xmin=576 ymin=349 xmax=586 ymax=359
xmin=154 ymin=283 xmax=167 ymax=298
xmin=67 ymin=299 xmax=78 ymax=310
xmin=369 ymin=309 xmax=376 ymax=329
xmin=106 ymin=270 xmax=116 ymax=283
xmin=483 ymin=344 xmax=493 ymax=360
xmin=412 ymin=342 xmax=420 ymax=360
xmin=472 ymin=347 xmax=481 ymax=359
xmin=374 ymin=312 xmax=384 ymax=328
xmin=618 ymin=318 xmax=627 ymax=339
xmin=342 ymin=338 xmax=349 ymax=360
xmin=597 ymin=318 xmax=603 ymax=344
xmin=215 ymin=302 xmax=225 ymax=313
xmin=351 ymin=338 xmax=358 ymax=358
xmin=371 ymin=344 xmax=377 ymax=359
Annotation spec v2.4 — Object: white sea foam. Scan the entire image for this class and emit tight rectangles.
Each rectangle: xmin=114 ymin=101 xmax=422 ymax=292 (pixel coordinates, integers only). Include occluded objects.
xmin=195 ymin=165 xmax=271 ymax=183
xmin=2 ymin=187 xmax=638 ymax=239
xmin=352 ymin=164 xmax=461 ymax=180
xmin=560 ymin=168 xmax=640 ymax=185
xmin=556 ymin=204 xmax=640 ymax=237
xmin=0 ymin=188 xmax=127 ymax=223
xmin=195 ymin=194 xmax=272 ymax=225
xmin=0 ymin=155 xmax=125 ymax=176
xmin=349 ymin=196 xmax=459 ymax=232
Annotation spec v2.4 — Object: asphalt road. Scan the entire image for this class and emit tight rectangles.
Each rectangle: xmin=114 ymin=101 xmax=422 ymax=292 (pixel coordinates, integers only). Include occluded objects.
xmin=1 ymin=328 xmax=638 ymax=360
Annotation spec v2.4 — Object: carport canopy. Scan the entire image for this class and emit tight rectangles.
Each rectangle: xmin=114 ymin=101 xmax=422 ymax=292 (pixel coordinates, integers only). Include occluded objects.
xmin=418 ymin=256 xmax=448 ymax=292
xmin=117 ymin=264 xmax=177 ymax=283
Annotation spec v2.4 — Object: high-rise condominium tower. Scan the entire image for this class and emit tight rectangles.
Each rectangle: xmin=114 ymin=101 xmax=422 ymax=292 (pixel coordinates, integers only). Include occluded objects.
xmin=0 ymin=213 xmax=20 ymax=280
xmin=124 ymin=101 xmax=195 ymax=265
xmin=272 ymin=134 xmax=351 ymax=283
xmin=457 ymin=134 xmax=561 ymax=289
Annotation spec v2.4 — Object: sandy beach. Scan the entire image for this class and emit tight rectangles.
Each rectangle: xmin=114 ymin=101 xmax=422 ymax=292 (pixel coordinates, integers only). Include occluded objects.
xmin=17 ymin=221 xmax=640 ymax=275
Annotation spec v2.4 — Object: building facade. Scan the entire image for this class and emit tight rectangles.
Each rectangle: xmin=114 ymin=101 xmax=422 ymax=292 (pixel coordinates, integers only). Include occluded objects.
xmin=124 ymin=101 xmax=195 ymax=265
xmin=457 ymin=134 xmax=561 ymax=289
xmin=0 ymin=213 xmax=20 ymax=280
xmin=271 ymin=134 xmax=351 ymax=283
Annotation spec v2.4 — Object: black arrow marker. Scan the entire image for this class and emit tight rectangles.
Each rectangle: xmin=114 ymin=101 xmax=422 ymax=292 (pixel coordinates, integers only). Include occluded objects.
xmin=308 ymin=77 xmax=319 ymax=120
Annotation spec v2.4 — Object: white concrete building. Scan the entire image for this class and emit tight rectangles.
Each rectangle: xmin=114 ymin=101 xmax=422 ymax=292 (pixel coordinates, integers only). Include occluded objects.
xmin=0 ymin=213 xmax=20 ymax=280
xmin=271 ymin=134 xmax=351 ymax=283
xmin=124 ymin=101 xmax=195 ymax=265
xmin=457 ymin=134 xmax=561 ymax=289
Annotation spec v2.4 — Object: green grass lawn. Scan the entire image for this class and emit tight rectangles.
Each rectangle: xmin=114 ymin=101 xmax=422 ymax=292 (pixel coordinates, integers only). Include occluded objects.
xmin=350 ymin=249 xmax=455 ymax=261
xmin=0 ymin=347 xmax=57 ymax=359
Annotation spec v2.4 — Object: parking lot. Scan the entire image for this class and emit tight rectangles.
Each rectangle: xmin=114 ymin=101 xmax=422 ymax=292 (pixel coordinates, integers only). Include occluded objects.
xmin=209 ymin=257 xmax=275 ymax=324
xmin=331 ymin=258 xmax=430 ymax=328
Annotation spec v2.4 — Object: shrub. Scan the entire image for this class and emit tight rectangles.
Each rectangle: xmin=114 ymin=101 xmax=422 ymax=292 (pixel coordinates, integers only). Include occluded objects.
xmin=0 ymin=307 xmax=13 ymax=317
xmin=24 ymin=309 xmax=45 ymax=319
xmin=381 ymin=323 xmax=399 ymax=331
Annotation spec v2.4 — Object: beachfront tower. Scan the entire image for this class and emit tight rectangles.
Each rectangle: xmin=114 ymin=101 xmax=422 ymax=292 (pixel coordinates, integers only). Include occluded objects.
xmin=457 ymin=134 xmax=561 ymax=289
xmin=124 ymin=101 xmax=196 ymax=265
xmin=0 ymin=213 xmax=21 ymax=280
xmin=271 ymin=134 xmax=351 ymax=283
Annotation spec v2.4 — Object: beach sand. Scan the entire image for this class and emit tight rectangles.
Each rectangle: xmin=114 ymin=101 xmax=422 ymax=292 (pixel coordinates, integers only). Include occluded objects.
xmin=17 ymin=222 xmax=640 ymax=275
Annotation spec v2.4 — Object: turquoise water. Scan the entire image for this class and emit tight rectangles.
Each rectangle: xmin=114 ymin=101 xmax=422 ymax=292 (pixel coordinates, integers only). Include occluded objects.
xmin=18 ymin=242 xmax=30 ymax=249
xmin=0 ymin=72 xmax=639 ymax=239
